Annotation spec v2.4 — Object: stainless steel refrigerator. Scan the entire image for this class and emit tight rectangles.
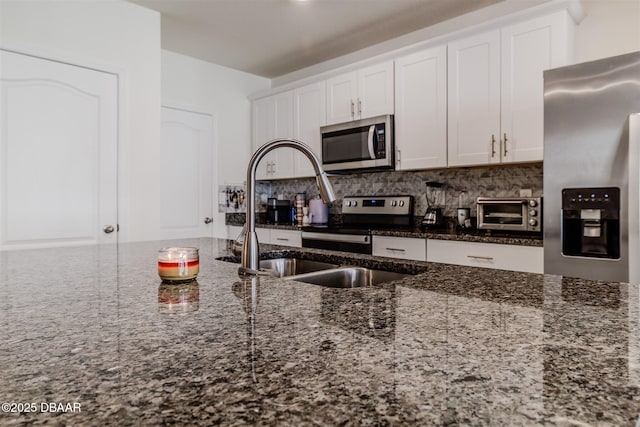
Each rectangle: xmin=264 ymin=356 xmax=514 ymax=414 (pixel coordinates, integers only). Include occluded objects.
xmin=544 ymin=51 xmax=640 ymax=283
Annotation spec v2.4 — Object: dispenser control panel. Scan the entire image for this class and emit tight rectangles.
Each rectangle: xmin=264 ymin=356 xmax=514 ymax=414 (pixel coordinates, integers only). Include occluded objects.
xmin=562 ymin=187 xmax=620 ymax=218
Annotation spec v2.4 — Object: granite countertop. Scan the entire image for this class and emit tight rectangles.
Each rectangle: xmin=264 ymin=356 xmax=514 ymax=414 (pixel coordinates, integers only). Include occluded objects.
xmin=226 ymin=215 xmax=543 ymax=247
xmin=1 ymin=238 xmax=638 ymax=426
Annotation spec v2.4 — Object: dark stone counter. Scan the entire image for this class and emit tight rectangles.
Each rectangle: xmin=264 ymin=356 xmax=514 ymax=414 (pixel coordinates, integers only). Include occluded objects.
xmin=0 ymin=238 xmax=637 ymax=425
xmin=226 ymin=215 xmax=543 ymax=247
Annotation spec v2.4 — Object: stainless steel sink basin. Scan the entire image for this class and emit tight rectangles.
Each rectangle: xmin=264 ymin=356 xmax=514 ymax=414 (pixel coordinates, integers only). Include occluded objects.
xmin=283 ymin=266 xmax=408 ymax=288
xmin=216 ymin=254 xmax=411 ymax=287
xmin=258 ymin=258 xmax=338 ymax=277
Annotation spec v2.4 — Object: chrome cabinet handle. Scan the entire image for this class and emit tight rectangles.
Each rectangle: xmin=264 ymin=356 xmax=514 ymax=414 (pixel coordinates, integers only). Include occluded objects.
xmin=358 ymin=98 xmax=362 ymax=116
xmin=204 ymin=217 xmax=213 ymax=224
xmin=396 ymin=149 xmax=401 ymax=167
xmin=350 ymin=100 xmax=355 ymax=119
xmin=103 ymin=225 xmax=115 ymax=234
xmin=386 ymin=247 xmax=406 ymax=252
xmin=491 ymin=134 xmax=496 ymax=158
xmin=503 ymin=133 xmax=508 ymax=157
xmin=275 ymin=238 xmax=289 ymax=241
xmin=467 ymin=255 xmax=494 ymax=261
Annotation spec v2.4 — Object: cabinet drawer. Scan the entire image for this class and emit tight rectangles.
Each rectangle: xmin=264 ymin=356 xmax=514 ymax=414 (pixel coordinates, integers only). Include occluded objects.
xmin=373 ymin=236 xmax=426 ymax=261
xmin=269 ymin=229 xmax=302 ymax=248
xmin=427 ymin=239 xmax=542 ymax=273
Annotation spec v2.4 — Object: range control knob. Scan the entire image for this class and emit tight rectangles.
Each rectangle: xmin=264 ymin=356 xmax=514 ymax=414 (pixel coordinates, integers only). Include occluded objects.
xmin=352 ymin=201 xmax=357 ymax=207
xmin=399 ymin=200 xmax=405 ymax=207
xmin=529 ymin=199 xmax=538 ymax=207
xmin=345 ymin=201 xmax=351 ymax=207
xmin=529 ymin=219 xmax=538 ymax=226
xmin=529 ymin=209 xmax=538 ymax=217
xmin=391 ymin=201 xmax=397 ymax=207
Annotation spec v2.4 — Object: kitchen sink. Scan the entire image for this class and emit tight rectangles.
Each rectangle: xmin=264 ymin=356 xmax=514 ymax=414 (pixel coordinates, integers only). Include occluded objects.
xmin=283 ymin=266 xmax=408 ymax=288
xmin=215 ymin=254 xmax=412 ymax=287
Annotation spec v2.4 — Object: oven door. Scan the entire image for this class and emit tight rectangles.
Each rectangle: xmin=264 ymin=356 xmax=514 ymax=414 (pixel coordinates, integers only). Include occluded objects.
xmin=477 ymin=199 xmax=528 ymax=231
xmin=301 ymin=231 xmax=372 ymax=254
xmin=321 ymin=115 xmax=393 ymax=172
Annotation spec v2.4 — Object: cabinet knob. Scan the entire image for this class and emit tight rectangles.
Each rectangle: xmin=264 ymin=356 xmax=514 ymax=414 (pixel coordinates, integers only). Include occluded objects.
xmin=204 ymin=217 xmax=213 ymax=224
xmin=103 ymin=225 xmax=115 ymax=234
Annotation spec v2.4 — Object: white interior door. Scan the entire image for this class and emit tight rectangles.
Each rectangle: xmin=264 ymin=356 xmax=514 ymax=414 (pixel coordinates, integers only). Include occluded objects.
xmin=160 ymin=107 xmax=214 ymax=239
xmin=0 ymin=49 xmax=118 ymax=250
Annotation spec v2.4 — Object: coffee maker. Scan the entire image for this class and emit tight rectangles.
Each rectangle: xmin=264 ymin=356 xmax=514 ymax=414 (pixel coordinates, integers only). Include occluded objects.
xmin=561 ymin=187 xmax=620 ymax=259
xmin=266 ymin=198 xmax=292 ymax=224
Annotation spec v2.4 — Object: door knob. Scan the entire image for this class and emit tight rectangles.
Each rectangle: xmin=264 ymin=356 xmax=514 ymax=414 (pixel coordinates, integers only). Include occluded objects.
xmin=103 ymin=225 xmax=115 ymax=234
xmin=204 ymin=217 xmax=213 ymax=224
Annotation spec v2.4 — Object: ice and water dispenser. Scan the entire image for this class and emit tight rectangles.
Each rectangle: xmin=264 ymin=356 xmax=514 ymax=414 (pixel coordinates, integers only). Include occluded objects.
xmin=561 ymin=187 xmax=620 ymax=259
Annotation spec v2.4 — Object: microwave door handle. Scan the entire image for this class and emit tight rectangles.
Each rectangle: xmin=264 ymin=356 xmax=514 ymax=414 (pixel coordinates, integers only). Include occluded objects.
xmin=367 ymin=125 xmax=376 ymax=159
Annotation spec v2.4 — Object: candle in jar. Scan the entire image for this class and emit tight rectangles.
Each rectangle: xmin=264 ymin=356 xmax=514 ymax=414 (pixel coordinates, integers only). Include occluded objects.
xmin=157 ymin=247 xmax=199 ymax=281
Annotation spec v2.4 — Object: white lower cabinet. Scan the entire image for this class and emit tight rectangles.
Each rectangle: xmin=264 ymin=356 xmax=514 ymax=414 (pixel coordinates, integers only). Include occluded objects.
xmin=427 ymin=239 xmax=543 ymax=273
xmin=372 ymin=236 xmax=426 ymax=261
xmin=226 ymin=225 xmax=244 ymax=240
xmin=269 ymin=229 xmax=302 ymax=248
xmin=226 ymin=226 xmax=302 ymax=248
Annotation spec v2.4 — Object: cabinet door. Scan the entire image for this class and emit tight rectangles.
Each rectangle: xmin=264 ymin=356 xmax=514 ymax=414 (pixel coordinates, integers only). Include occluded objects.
xmin=501 ymin=12 xmax=569 ymax=164
xmin=357 ymin=61 xmax=394 ymax=120
xmin=270 ymin=229 xmax=302 ymax=248
xmin=427 ymin=239 xmax=543 ymax=273
xmin=271 ymin=91 xmax=295 ymax=179
xmin=252 ymin=96 xmax=273 ymax=180
xmin=372 ymin=236 xmax=426 ymax=261
xmin=252 ymin=91 xmax=295 ymax=180
xmin=294 ymin=81 xmax=326 ymax=178
xmin=395 ymin=45 xmax=447 ymax=170
xmin=256 ymin=227 xmax=271 ymax=244
xmin=326 ymin=71 xmax=357 ymax=125
xmin=448 ymin=30 xmax=501 ymax=167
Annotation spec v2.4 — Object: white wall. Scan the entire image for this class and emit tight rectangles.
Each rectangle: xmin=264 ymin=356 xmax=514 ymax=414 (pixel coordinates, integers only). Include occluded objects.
xmin=0 ymin=0 xmax=162 ymax=243
xmin=161 ymin=50 xmax=270 ymax=238
xmin=574 ymin=0 xmax=640 ymax=63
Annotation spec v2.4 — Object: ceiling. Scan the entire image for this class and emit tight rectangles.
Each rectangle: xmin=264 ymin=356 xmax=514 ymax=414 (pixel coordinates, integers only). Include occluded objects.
xmin=127 ymin=0 xmax=504 ymax=78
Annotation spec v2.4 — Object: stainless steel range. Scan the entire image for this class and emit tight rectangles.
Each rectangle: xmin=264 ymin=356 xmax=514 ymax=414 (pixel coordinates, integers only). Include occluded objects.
xmin=301 ymin=195 xmax=414 ymax=254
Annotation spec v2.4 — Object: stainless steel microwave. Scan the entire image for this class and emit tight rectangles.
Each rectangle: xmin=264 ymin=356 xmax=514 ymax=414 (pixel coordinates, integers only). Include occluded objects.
xmin=320 ymin=115 xmax=394 ymax=172
xmin=476 ymin=197 xmax=542 ymax=232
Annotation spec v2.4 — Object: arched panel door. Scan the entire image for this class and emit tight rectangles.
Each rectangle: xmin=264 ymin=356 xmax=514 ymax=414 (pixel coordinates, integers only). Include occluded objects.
xmin=0 ymin=50 xmax=118 ymax=250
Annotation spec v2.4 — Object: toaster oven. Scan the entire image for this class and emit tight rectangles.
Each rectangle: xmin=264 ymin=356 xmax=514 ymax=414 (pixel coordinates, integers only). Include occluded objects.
xmin=476 ymin=197 xmax=542 ymax=232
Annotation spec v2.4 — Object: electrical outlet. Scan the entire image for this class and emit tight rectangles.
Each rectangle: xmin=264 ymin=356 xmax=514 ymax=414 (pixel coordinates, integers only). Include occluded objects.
xmin=519 ymin=188 xmax=533 ymax=197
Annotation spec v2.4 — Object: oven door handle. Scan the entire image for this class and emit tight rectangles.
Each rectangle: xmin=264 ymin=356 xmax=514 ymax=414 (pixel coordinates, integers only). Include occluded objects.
xmin=302 ymin=231 xmax=370 ymax=244
xmin=367 ymin=125 xmax=376 ymax=160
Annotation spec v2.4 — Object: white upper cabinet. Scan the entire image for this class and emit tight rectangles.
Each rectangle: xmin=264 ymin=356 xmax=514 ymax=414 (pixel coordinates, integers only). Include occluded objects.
xmin=252 ymin=91 xmax=295 ymax=180
xmin=448 ymin=11 xmax=572 ymax=167
xmin=252 ymin=82 xmax=326 ymax=180
xmin=293 ymin=81 xmax=326 ymax=178
xmin=326 ymin=61 xmax=394 ymax=125
xmin=447 ymin=30 xmax=502 ymax=167
xmin=500 ymin=12 xmax=570 ymax=163
xmin=394 ymin=44 xmax=448 ymax=170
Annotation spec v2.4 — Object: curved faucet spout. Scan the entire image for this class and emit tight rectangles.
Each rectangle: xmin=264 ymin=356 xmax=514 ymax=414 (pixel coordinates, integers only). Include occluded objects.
xmin=240 ymin=138 xmax=337 ymax=275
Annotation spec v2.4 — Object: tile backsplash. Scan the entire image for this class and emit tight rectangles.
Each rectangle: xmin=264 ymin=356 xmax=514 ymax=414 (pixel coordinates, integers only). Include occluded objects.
xmin=264 ymin=164 xmax=543 ymax=218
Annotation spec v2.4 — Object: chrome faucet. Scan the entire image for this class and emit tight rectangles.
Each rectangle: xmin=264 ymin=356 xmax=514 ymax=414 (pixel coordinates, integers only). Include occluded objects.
xmin=239 ymin=138 xmax=336 ymax=276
